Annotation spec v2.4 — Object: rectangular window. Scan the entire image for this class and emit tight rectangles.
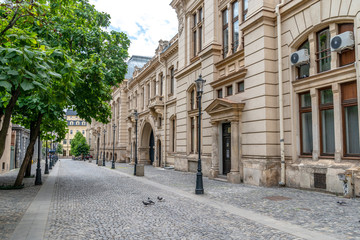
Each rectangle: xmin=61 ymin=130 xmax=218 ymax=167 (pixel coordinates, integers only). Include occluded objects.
xmin=232 ymin=1 xmax=239 ymax=53
xmin=342 ymin=81 xmax=359 ymax=156
xmin=339 ymin=23 xmax=355 ymax=67
xmin=172 ymin=119 xmax=176 ymax=152
xmin=226 ymin=85 xmax=233 ymax=96
xmin=222 ymin=9 xmax=229 ymax=58
xmin=191 ymin=117 xmax=195 ymax=153
xmin=160 ymin=74 xmax=163 ymax=96
xmin=193 ymin=30 xmax=197 ymax=56
xmin=317 ymin=28 xmax=331 ymax=73
xmin=217 ymin=89 xmax=223 ymax=98
xmin=299 ymin=92 xmax=313 ymax=155
xmin=319 ymin=88 xmax=335 ymax=155
xmin=170 ymin=68 xmax=174 ymax=94
xmin=198 ymin=8 xmax=202 ymax=22
xmin=298 ymin=40 xmax=310 ymax=79
xmin=242 ymin=0 xmax=248 ymax=21
xmin=70 ymin=130 xmax=73 ymax=134
xmin=237 ymin=81 xmax=244 ymax=93
xmin=190 ymin=90 xmax=195 ymax=110
xmin=199 ymin=26 xmax=202 ymax=51
xmin=193 ymin=13 xmax=197 ymax=27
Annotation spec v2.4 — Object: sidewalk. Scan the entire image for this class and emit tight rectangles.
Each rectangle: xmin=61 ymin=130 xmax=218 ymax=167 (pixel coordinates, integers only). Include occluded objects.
xmin=0 ymin=160 xmax=52 ymax=240
xmin=96 ymin=160 xmax=360 ymax=239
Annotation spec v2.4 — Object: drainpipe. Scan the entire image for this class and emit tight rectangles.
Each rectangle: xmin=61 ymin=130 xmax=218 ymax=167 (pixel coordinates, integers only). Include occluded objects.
xmin=276 ymin=0 xmax=286 ymax=186
xmin=355 ymin=14 xmax=360 ymax=155
xmin=158 ymin=53 xmax=168 ymax=168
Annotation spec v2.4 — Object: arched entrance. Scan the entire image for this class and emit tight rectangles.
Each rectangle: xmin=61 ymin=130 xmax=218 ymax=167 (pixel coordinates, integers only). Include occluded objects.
xmin=140 ymin=122 xmax=155 ymax=165
xmin=149 ymin=131 xmax=154 ymax=165
xmin=157 ymin=139 xmax=161 ymax=167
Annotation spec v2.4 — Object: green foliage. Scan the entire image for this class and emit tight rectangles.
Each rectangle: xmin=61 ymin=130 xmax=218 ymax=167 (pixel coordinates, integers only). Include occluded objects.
xmin=56 ymin=143 xmax=63 ymax=154
xmin=70 ymin=131 xmax=89 ymax=157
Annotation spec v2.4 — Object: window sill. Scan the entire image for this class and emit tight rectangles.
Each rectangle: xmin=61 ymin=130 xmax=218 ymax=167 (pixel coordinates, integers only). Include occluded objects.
xmin=299 ymin=155 xmax=312 ymax=158
xmin=342 ymin=156 xmax=360 ymax=160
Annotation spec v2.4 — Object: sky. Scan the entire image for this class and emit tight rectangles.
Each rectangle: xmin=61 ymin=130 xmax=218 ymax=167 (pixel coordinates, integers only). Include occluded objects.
xmin=89 ymin=0 xmax=178 ymax=58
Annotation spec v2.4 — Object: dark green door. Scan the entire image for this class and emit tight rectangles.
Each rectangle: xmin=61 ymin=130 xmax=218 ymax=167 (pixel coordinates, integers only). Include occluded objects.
xmin=222 ymin=123 xmax=231 ymax=175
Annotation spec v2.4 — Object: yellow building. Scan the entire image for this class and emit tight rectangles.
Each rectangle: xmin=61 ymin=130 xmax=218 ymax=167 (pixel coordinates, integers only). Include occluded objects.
xmin=63 ymin=110 xmax=87 ymax=157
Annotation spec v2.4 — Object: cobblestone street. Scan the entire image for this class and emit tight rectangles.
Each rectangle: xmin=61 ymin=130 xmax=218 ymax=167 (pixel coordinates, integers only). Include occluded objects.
xmin=1 ymin=159 xmax=360 ymax=239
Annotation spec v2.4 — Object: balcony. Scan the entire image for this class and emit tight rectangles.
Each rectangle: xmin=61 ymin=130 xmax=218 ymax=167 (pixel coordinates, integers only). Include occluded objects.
xmin=148 ymin=95 xmax=164 ymax=117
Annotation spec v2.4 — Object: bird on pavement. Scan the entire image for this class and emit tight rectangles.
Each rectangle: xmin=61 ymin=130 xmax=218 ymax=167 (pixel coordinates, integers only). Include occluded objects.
xmin=147 ymin=197 xmax=155 ymax=205
xmin=142 ymin=201 xmax=152 ymax=206
xmin=337 ymin=201 xmax=347 ymax=205
xmin=157 ymin=196 xmax=165 ymax=202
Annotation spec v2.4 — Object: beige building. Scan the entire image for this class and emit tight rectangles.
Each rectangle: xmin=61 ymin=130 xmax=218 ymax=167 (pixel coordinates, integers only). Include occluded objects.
xmin=0 ymin=118 xmax=13 ymax=173
xmin=63 ymin=110 xmax=88 ymax=157
xmin=88 ymin=0 xmax=360 ymax=194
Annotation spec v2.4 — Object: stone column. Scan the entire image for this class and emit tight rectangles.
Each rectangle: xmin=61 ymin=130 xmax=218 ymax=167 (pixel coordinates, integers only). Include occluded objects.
xmin=310 ymin=88 xmax=319 ymax=161
xmin=209 ymin=122 xmax=219 ymax=179
xmin=332 ymin=83 xmax=342 ymax=162
xmin=228 ymin=121 xmax=241 ymax=183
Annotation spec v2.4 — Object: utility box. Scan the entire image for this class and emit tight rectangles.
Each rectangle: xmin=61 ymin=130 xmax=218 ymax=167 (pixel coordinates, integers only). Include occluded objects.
xmin=136 ymin=164 xmax=144 ymax=176
xmin=339 ymin=167 xmax=360 ymax=198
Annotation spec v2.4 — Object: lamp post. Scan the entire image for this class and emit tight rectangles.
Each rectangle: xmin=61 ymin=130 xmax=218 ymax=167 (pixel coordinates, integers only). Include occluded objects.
xmin=112 ymin=124 xmax=116 ymax=169
xmin=49 ymin=140 xmax=53 ymax=170
xmin=133 ymin=110 xmax=139 ymax=176
xmin=96 ymin=132 xmax=100 ymax=165
xmin=35 ymin=136 xmax=42 ymax=185
xmin=195 ymin=74 xmax=205 ymax=194
xmin=89 ymin=132 xmax=92 ymax=163
xmin=44 ymin=140 xmax=49 ymax=174
xmin=103 ymin=129 xmax=106 ymax=166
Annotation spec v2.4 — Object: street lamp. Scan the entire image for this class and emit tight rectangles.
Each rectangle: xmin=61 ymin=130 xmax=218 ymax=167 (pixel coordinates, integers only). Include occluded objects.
xmin=103 ymin=129 xmax=106 ymax=166
xmin=49 ymin=139 xmax=53 ymax=170
xmin=96 ymin=131 xmax=100 ymax=165
xmin=35 ymin=136 xmax=42 ymax=185
xmin=112 ymin=124 xmax=116 ymax=169
xmin=195 ymin=74 xmax=205 ymax=194
xmin=44 ymin=140 xmax=49 ymax=174
xmin=133 ymin=110 xmax=139 ymax=176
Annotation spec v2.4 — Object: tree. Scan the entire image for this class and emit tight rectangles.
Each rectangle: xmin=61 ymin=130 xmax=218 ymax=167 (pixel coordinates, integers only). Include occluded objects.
xmin=70 ymin=131 xmax=89 ymax=159
xmin=56 ymin=143 xmax=63 ymax=154
xmin=0 ymin=0 xmax=130 ymax=164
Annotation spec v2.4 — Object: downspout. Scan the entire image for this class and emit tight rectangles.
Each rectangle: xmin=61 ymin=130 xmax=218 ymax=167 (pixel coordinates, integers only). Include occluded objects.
xmin=276 ymin=0 xmax=286 ymax=186
xmin=159 ymin=53 xmax=168 ymax=168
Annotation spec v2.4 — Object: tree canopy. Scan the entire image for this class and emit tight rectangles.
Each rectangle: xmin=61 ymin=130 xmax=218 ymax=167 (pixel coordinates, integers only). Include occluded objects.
xmin=0 ymin=0 xmax=130 ymax=186
xmin=70 ymin=131 xmax=89 ymax=158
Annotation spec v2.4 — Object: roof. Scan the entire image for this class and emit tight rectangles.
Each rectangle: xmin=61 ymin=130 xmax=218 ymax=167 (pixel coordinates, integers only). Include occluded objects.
xmin=125 ymin=55 xmax=152 ymax=79
xmin=66 ymin=109 xmax=78 ymax=116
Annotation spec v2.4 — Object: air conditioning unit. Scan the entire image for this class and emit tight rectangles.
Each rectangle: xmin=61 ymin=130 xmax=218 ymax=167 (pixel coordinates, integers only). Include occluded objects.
xmin=330 ymin=31 xmax=354 ymax=52
xmin=290 ymin=49 xmax=310 ymax=67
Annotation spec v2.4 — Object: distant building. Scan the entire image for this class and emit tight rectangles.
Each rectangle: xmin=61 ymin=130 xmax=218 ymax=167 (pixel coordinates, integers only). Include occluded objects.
xmin=63 ymin=110 xmax=87 ymax=157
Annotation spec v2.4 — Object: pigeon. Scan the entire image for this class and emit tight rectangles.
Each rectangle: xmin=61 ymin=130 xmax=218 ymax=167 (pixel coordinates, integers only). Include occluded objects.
xmin=157 ymin=196 xmax=165 ymax=202
xmin=142 ymin=201 xmax=151 ymax=206
xmin=147 ymin=197 xmax=155 ymax=205
xmin=337 ymin=201 xmax=347 ymax=205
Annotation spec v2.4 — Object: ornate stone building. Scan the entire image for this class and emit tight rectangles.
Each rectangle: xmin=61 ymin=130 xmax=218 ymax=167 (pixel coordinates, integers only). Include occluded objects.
xmin=63 ymin=110 xmax=88 ymax=157
xmin=88 ymin=0 xmax=360 ymax=194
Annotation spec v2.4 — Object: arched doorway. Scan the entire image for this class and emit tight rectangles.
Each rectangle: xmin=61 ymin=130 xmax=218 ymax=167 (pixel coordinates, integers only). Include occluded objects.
xmin=149 ymin=131 xmax=154 ymax=165
xmin=157 ymin=139 xmax=161 ymax=167
xmin=140 ymin=122 xmax=155 ymax=165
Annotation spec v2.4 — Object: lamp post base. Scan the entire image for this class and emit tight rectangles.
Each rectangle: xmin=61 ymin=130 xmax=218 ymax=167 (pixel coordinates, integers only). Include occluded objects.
xmin=111 ymin=161 xmax=115 ymax=169
xmin=44 ymin=163 xmax=49 ymax=174
xmin=195 ymin=172 xmax=204 ymax=194
xmin=35 ymin=168 xmax=42 ymax=185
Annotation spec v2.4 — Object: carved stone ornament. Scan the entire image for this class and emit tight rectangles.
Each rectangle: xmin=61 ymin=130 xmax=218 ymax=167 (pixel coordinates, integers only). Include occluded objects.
xmin=175 ymin=0 xmax=185 ymax=36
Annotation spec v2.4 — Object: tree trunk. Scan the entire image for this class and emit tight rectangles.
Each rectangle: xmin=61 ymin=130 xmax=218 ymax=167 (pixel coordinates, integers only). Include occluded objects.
xmin=0 ymin=87 xmax=21 ymax=160
xmin=14 ymin=113 xmax=43 ymax=187
xmin=25 ymin=158 xmax=32 ymax=177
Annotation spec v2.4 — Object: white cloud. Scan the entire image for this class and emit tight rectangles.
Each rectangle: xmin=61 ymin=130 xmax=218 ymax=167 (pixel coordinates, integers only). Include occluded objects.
xmin=89 ymin=0 xmax=178 ymax=57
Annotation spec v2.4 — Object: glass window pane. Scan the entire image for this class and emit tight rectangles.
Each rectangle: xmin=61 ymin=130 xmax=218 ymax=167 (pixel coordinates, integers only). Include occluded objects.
xmin=321 ymin=109 xmax=335 ymax=154
xmin=320 ymin=89 xmax=333 ymax=104
xmin=223 ymin=9 xmax=228 ymax=25
xmin=318 ymin=29 xmax=331 ymax=72
xmin=227 ymin=85 xmax=233 ymax=96
xmin=301 ymin=112 xmax=313 ymax=154
xmin=238 ymin=82 xmax=244 ymax=92
xmin=223 ymin=28 xmax=228 ymax=57
xmin=233 ymin=2 xmax=238 ymax=18
xmin=300 ymin=93 xmax=311 ymax=108
xmin=345 ymin=106 xmax=360 ymax=154
xmin=233 ymin=20 xmax=239 ymax=52
xmin=199 ymin=8 xmax=202 ymax=21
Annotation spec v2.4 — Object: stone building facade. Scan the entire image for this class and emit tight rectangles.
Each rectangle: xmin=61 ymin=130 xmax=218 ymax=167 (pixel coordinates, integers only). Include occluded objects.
xmin=63 ymin=110 xmax=88 ymax=157
xmin=88 ymin=0 xmax=360 ymax=194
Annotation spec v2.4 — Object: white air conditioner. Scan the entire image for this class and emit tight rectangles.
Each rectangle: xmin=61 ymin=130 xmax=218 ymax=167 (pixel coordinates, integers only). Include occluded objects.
xmin=330 ymin=31 xmax=354 ymax=52
xmin=290 ymin=49 xmax=310 ymax=67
